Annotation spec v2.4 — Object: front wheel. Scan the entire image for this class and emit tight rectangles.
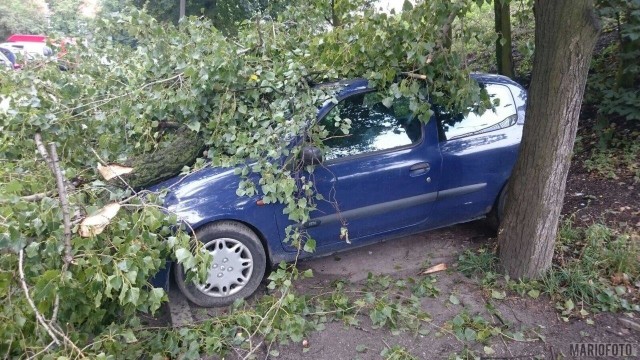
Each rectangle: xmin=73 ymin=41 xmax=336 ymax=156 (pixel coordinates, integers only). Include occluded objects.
xmin=174 ymin=221 xmax=267 ymax=307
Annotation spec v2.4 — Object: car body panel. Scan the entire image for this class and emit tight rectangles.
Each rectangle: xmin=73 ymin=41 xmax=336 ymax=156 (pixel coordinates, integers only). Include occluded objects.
xmin=153 ymin=74 xmax=526 ymax=273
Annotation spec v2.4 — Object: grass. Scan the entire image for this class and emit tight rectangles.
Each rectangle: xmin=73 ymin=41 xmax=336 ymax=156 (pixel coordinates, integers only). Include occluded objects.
xmin=584 ymin=137 xmax=640 ymax=182
xmin=457 ymin=220 xmax=640 ymax=314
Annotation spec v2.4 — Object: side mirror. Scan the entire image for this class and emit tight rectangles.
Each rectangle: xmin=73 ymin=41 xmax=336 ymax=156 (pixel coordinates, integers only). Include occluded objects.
xmin=302 ymin=145 xmax=323 ymax=165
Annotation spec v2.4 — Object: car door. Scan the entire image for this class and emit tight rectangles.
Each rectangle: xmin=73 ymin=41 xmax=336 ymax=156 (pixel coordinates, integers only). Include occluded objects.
xmin=430 ymin=82 xmax=523 ymax=228
xmin=287 ymin=90 xmax=442 ymax=249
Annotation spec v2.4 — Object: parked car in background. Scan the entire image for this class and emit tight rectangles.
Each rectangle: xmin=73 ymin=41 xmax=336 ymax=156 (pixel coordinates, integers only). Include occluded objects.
xmin=0 ymin=52 xmax=12 ymax=69
xmin=0 ymin=41 xmax=53 ymax=59
xmin=6 ymin=34 xmax=47 ymax=42
xmin=153 ymin=73 xmax=527 ymax=307
xmin=0 ymin=46 xmax=18 ymax=68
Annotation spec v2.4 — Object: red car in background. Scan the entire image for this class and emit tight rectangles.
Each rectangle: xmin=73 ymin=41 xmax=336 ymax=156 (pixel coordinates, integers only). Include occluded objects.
xmin=6 ymin=34 xmax=47 ymax=43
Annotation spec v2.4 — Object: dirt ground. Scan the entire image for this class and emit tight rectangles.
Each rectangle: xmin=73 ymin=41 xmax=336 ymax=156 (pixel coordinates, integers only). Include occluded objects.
xmin=183 ymin=220 xmax=639 ymax=359
xmin=166 ymin=142 xmax=640 ymax=360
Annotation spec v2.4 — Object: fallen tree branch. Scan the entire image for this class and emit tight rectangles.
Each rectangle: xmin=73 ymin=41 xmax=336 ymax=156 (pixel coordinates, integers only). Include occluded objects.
xmin=400 ymin=71 xmax=428 ymax=80
xmin=0 ymin=192 xmax=52 ymax=204
xmin=34 ymin=134 xmax=74 ymax=324
xmin=47 ymin=143 xmax=73 ymax=266
xmin=49 ymin=324 xmax=86 ymax=358
xmin=18 ymin=249 xmax=61 ymax=346
xmin=90 ymin=148 xmax=137 ymax=195
xmin=47 ymin=143 xmax=73 ymax=323
xmin=34 ymin=133 xmax=56 ymax=174
xmin=424 ymin=8 xmax=460 ymax=64
xmin=54 ymin=73 xmax=184 ymax=119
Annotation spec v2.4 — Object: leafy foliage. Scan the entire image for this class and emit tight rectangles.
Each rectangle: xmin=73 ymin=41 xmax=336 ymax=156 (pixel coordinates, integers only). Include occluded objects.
xmin=0 ymin=1 xmax=492 ymax=357
xmin=0 ymin=0 xmax=47 ymax=40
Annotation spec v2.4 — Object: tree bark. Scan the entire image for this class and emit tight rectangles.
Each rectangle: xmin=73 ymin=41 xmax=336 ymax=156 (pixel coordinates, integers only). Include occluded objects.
xmin=331 ymin=0 xmax=341 ymax=28
xmin=494 ymin=0 xmax=514 ymax=78
xmin=497 ymin=0 xmax=600 ymax=279
xmin=179 ymin=0 xmax=186 ymax=19
xmin=108 ymin=126 xmax=205 ymax=190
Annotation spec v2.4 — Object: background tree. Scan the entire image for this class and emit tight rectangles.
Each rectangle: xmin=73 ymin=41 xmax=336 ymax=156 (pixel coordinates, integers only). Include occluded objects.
xmin=498 ymin=0 xmax=601 ymax=278
xmin=49 ymin=0 xmax=86 ymax=34
xmin=494 ymin=0 xmax=514 ymax=78
xmin=0 ymin=0 xmax=47 ymax=39
xmin=589 ymin=0 xmax=640 ymax=145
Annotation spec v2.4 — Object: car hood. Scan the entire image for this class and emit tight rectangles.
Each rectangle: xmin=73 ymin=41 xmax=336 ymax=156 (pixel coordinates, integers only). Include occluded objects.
xmin=150 ymin=166 xmax=251 ymax=226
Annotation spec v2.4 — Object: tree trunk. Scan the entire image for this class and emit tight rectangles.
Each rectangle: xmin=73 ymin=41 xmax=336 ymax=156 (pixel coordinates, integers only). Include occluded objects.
xmin=331 ymin=0 xmax=341 ymax=27
xmin=494 ymin=0 xmax=514 ymax=78
xmin=497 ymin=0 xmax=600 ymax=279
xmin=179 ymin=0 xmax=186 ymax=19
xmin=109 ymin=126 xmax=205 ymax=190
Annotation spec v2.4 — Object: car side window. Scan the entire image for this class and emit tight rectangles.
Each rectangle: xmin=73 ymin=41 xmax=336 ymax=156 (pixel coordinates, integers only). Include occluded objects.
xmin=437 ymin=84 xmax=517 ymax=141
xmin=319 ymin=92 xmax=422 ymax=161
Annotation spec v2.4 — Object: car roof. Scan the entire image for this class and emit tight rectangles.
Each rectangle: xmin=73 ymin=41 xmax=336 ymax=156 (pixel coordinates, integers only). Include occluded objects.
xmin=6 ymin=34 xmax=46 ymax=42
xmin=319 ymin=73 xmax=520 ymax=100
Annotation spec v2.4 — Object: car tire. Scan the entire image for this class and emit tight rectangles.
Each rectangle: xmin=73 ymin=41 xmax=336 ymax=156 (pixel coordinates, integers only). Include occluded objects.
xmin=488 ymin=183 xmax=508 ymax=233
xmin=174 ymin=221 xmax=267 ymax=307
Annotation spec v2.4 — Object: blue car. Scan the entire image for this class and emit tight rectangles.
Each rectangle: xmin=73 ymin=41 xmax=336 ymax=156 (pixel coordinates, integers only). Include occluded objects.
xmin=157 ymin=73 xmax=527 ymax=307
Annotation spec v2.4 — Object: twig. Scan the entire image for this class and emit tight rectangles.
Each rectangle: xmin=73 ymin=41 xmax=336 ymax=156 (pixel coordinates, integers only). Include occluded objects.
xmin=48 ymin=143 xmax=73 ymax=266
xmin=27 ymin=341 xmax=56 ymax=359
xmin=49 ymin=324 xmax=86 ymax=358
xmin=55 ymin=73 xmax=184 ymax=118
xmin=18 ymin=250 xmax=61 ymax=346
xmin=0 ymin=192 xmax=51 ymax=204
xmin=400 ymin=72 xmax=428 ymax=80
xmin=47 ymin=143 xmax=73 ymax=323
xmin=20 ymin=192 xmax=51 ymax=202
xmin=255 ymin=15 xmax=264 ymax=50
xmin=242 ymin=340 xmax=263 ymax=360
xmin=34 ymin=133 xmax=56 ymax=174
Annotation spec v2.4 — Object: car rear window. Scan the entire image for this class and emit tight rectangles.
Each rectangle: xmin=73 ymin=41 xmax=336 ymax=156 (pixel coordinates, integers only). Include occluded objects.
xmin=437 ymin=84 xmax=517 ymax=140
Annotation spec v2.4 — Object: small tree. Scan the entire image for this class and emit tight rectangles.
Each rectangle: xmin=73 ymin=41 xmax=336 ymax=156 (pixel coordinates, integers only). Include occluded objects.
xmin=498 ymin=0 xmax=601 ymax=278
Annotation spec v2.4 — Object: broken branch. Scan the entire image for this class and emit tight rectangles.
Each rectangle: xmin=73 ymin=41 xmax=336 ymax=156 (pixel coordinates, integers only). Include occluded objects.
xmin=47 ymin=143 xmax=73 ymax=323
xmin=18 ymin=249 xmax=61 ymax=346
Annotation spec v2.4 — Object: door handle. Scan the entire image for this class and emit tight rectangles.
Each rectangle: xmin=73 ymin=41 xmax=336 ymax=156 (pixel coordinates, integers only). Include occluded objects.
xmin=409 ymin=162 xmax=430 ymax=177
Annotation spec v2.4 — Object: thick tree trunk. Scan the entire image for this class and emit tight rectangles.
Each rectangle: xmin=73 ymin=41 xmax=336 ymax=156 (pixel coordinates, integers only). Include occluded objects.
xmin=497 ymin=0 xmax=600 ymax=279
xmin=109 ymin=126 xmax=205 ymax=190
xmin=494 ymin=0 xmax=514 ymax=78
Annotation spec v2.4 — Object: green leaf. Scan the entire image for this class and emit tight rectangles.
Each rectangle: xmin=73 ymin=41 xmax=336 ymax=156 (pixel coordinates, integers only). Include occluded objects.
xmin=527 ymin=289 xmax=540 ymax=299
xmin=356 ymin=344 xmax=367 ymax=353
xmin=187 ymin=120 xmax=201 ymax=132
xmin=464 ymin=328 xmax=477 ymax=342
xmin=491 ymin=290 xmax=506 ymax=300
xmin=303 ymin=238 xmax=316 ymax=253
xmin=564 ymin=299 xmax=575 ymax=311
xmin=122 ymin=329 xmax=138 ymax=343
xmin=449 ymin=295 xmax=460 ymax=305
xmin=175 ymin=248 xmax=191 ymax=263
